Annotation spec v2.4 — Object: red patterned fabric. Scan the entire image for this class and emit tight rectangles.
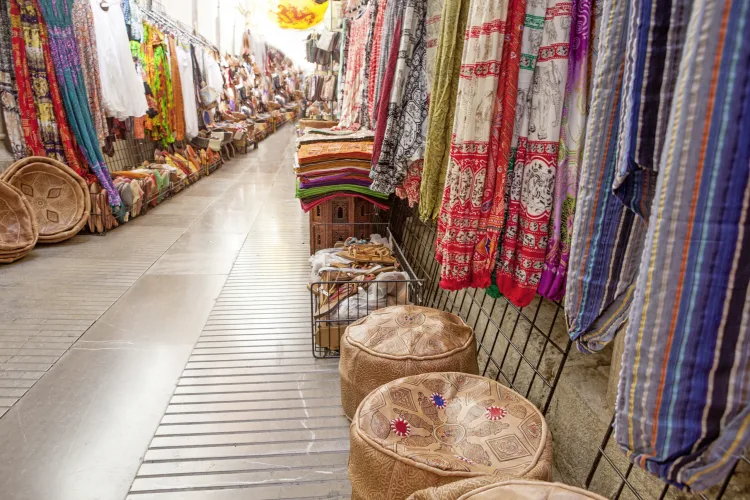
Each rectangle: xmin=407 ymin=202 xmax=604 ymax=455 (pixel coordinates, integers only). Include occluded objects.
xmin=469 ymin=0 xmax=526 ymax=289
xmin=9 ymin=0 xmax=44 ymax=156
xmin=371 ymin=17 xmax=402 ymax=166
xmin=496 ymin=0 xmax=572 ymax=306
xmin=435 ymin=0 xmax=510 ymax=290
xmin=395 ymin=159 xmax=423 ymax=207
xmin=366 ymin=0 xmax=388 ymax=129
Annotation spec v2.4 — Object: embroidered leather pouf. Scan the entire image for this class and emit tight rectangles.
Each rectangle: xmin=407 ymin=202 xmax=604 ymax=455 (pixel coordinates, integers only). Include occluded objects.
xmin=349 ymin=373 xmax=553 ymax=500
xmin=408 ymin=480 xmax=606 ymax=500
xmin=340 ymin=306 xmax=479 ymax=420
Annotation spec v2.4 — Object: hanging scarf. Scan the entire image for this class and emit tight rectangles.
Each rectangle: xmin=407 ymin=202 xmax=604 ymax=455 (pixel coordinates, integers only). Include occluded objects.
xmin=71 ymin=0 xmax=107 ymax=142
xmin=168 ymin=35 xmax=186 ymax=142
xmin=394 ymin=0 xmax=445 ymax=207
xmin=370 ymin=13 xmax=403 ymax=170
xmin=616 ymin=0 xmax=750 ymax=490
xmin=143 ymin=23 xmax=174 ymax=144
xmin=435 ymin=0 xmax=511 ymax=290
xmin=9 ymin=0 xmax=44 ymax=155
xmin=0 ymin=0 xmax=26 ymax=159
xmin=467 ymin=0 xmax=526 ymax=289
xmin=538 ymin=0 xmax=592 ymax=301
xmin=494 ymin=0 xmax=572 ymax=306
xmin=418 ymin=0 xmax=470 ymax=221
xmin=370 ymin=0 xmax=428 ymax=195
xmin=36 ymin=0 xmax=121 ymax=206
xmin=336 ymin=7 xmax=372 ymax=130
xmin=366 ymin=0 xmax=388 ymax=129
xmin=357 ymin=0 xmax=379 ymax=129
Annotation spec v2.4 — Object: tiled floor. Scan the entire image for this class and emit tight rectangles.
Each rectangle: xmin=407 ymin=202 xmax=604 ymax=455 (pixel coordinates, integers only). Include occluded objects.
xmin=0 ymin=127 xmax=349 ymax=499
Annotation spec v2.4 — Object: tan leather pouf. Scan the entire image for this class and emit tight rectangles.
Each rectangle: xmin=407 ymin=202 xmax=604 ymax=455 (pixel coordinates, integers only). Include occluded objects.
xmin=408 ymin=480 xmax=607 ymax=500
xmin=349 ymin=373 xmax=553 ymax=500
xmin=340 ymin=306 xmax=479 ymax=420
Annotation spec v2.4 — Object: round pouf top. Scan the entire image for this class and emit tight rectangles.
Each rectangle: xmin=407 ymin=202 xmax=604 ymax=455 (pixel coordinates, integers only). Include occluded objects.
xmin=348 ymin=373 xmax=553 ymax=500
xmin=408 ymin=480 xmax=607 ymax=500
xmin=340 ymin=305 xmax=479 ymax=420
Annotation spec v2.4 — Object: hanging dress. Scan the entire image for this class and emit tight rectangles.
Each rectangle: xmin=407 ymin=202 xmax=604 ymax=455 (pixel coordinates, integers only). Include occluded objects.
xmin=176 ymin=43 xmax=199 ymax=139
xmin=435 ymin=0 xmax=511 ymax=290
xmin=72 ymin=0 xmax=107 ymax=142
xmin=89 ymin=0 xmax=147 ymax=120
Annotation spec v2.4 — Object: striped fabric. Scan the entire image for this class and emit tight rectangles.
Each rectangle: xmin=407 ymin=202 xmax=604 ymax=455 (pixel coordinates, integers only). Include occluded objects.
xmin=566 ymin=0 xmax=689 ymax=352
xmin=615 ymin=0 xmax=750 ymax=491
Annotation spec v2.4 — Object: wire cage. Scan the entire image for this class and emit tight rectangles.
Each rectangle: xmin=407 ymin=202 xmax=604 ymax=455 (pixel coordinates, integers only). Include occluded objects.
xmin=309 ymin=224 xmax=423 ymax=358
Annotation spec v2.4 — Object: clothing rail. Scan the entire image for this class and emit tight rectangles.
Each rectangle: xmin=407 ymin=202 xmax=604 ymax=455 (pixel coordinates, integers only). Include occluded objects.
xmin=142 ymin=8 xmax=218 ymax=53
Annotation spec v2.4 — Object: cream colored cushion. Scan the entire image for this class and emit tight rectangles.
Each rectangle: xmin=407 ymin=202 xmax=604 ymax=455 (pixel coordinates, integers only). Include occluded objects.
xmin=349 ymin=373 xmax=553 ymax=500
xmin=340 ymin=305 xmax=479 ymax=419
xmin=409 ymin=480 xmax=607 ymax=500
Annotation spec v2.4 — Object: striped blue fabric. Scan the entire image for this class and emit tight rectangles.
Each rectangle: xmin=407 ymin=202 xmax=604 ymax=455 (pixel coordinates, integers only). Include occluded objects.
xmin=615 ymin=0 xmax=750 ymax=491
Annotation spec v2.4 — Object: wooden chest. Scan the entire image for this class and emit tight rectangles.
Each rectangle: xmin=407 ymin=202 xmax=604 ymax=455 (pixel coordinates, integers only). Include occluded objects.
xmin=309 ymin=197 xmax=379 ymax=254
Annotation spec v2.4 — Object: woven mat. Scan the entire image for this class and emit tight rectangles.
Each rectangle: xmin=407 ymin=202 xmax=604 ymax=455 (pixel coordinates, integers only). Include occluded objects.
xmin=2 ymin=157 xmax=90 ymax=243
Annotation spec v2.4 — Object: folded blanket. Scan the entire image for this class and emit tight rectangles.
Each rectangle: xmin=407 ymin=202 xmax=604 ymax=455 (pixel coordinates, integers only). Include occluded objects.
xmin=300 ymin=192 xmax=390 ymax=212
xmin=295 ymin=179 xmax=389 ymax=201
xmin=297 ymin=141 xmax=373 ymax=164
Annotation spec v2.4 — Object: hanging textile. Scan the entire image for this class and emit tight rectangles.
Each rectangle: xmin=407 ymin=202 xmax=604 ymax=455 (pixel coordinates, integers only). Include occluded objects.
xmin=372 ymin=0 xmax=400 ymax=119
xmin=72 ymin=0 xmax=107 ymax=141
xmin=176 ymin=44 xmax=199 ymax=139
xmin=370 ymin=0 xmax=428 ymax=195
xmin=167 ymin=36 xmax=186 ymax=142
xmin=468 ymin=0 xmax=526 ymax=289
xmin=89 ymin=0 xmax=147 ymax=120
xmin=0 ymin=0 xmax=25 ymax=159
xmin=356 ymin=1 xmax=379 ymax=129
xmin=417 ymin=0 xmax=470 ymax=221
xmin=616 ymin=0 xmax=750 ymax=490
xmin=435 ymin=0 xmax=511 ymax=290
xmin=538 ymin=0 xmax=592 ymax=301
xmin=9 ymin=0 xmax=44 ymax=156
xmin=494 ymin=0 xmax=572 ymax=306
xmin=566 ymin=0 xmax=689 ymax=352
xmin=365 ymin=0 xmax=388 ymax=129
xmin=393 ymin=0 xmax=445 ymax=207
xmin=36 ymin=0 xmax=121 ymax=206
xmin=336 ymin=6 xmax=372 ymax=130
xmin=143 ymin=23 xmax=174 ymax=144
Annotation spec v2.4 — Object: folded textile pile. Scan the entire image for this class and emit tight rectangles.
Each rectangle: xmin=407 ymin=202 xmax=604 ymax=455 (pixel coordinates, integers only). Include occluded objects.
xmin=295 ymin=131 xmax=388 ymax=211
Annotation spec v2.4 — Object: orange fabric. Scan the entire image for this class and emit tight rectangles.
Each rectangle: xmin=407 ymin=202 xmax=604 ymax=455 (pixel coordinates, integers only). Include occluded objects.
xmin=168 ymin=36 xmax=186 ymax=142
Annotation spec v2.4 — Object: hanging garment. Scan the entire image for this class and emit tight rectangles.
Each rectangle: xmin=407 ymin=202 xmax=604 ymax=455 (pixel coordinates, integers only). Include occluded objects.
xmin=143 ymin=23 xmax=175 ymax=143
xmin=176 ymin=44 xmax=199 ymax=139
xmin=538 ymin=0 xmax=592 ymax=301
xmin=90 ymin=0 xmax=147 ymax=120
xmin=128 ymin=0 xmax=143 ymax=42
xmin=370 ymin=0 xmax=428 ymax=195
xmin=72 ymin=0 xmax=107 ymax=141
xmin=616 ymin=0 xmax=750 ymax=490
xmin=566 ymin=0 xmax=689 ymax=352
xmin=337 ymin=6 xmax=373 ymax=130
xmin=0 ymin=0 xmax=25 ymax=159
xmin=366 ymin=0 xmax=388 ymax=129
xmin=494 ymin=0 xmax=572 ymax=306
xmin=372 ymin=0 xmax=399 ymax=120
xmin=36 ymin=0 xmax=122 ymax=207
xmin=370 ymin=14 xmax=403 ymax=171
xmin=435 ymin=0 xmax=512 ymax=290
xmin=167 ymin=36 xmax=186 ymax=142
xmin=9 ymin=0 xmax=44 ymax=156
xmin=468 ymin=0 xmax=526 ymax=289
xmin=393 ymin=0 xmax=446 ymax=207
xmin=418 ymin=0 xmax=471 ymax=221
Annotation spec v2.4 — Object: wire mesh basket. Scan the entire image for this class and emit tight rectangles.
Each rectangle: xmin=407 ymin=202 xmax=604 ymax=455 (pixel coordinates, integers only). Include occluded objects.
xmin=309 ymin=225 xmax=423 ymax=358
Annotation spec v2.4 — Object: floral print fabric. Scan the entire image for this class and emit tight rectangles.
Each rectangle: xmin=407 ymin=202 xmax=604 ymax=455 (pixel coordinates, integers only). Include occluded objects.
xmin=336 ymin=6 xmax=372 ymax=130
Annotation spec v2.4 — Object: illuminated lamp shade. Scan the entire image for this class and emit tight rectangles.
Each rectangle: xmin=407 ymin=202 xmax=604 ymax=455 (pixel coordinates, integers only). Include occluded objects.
xmin=268 ymin=0 xmax=329 ymax=30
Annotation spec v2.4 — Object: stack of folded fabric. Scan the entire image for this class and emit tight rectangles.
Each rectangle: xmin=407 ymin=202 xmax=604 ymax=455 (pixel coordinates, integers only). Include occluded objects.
xmin=295 ymin=130 xmax=389 ymax=212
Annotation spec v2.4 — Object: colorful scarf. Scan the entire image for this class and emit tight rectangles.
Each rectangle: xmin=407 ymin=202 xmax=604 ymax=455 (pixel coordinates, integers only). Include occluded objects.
xmin=538 ymin=0 xmax=592 ymax=301
xmin=168 ymin=35 xmax=186 ymax=142
xmin=71 ymin=0 xmax=107 ymax=142
xmin=418 ymin=0 xmax=470 ymax=221
xmin=366 ymin=0 xmax=388 ymax=129
xmin=468 ymin=0 xmax=526 ymax=289
xmin=0 ymin=0 xmax=26 ymax=159
xmin=336 ymin=7 xmax=372 ymax=130
xmin=435 ymin=0 xmax=511 ymax=290
xmin=143 ymin=23 xmax=174 ymax=144
xmin=494 ymin=0 xmax=572 ymax=307
xmin=357 ymin=0 xmax=380 ymax=129
xmin=616 ymin=0 xmax=750 ymax=490
xmin=36 ymin=0 xmax=121 ymax=206
xmin=370 ymin=0 xmax=428 ymax=195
